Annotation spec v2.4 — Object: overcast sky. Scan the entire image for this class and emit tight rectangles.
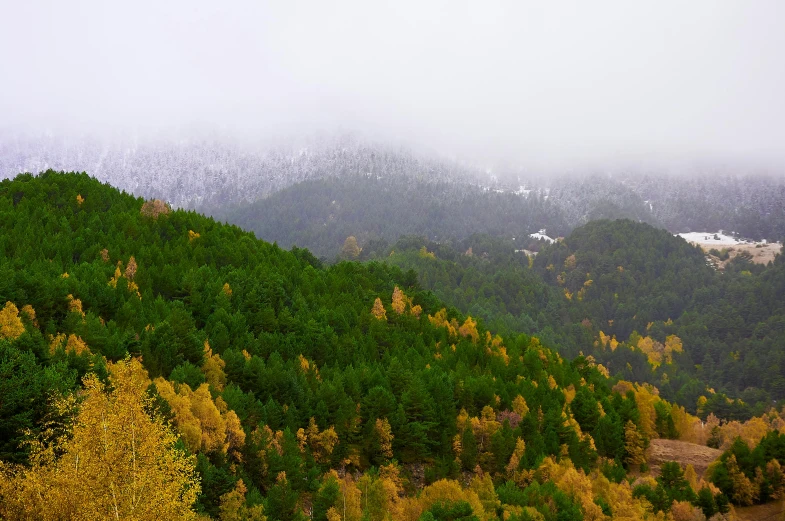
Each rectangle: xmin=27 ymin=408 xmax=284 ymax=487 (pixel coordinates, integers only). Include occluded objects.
xmin=1 ymin=1 xmax=784 ymax=169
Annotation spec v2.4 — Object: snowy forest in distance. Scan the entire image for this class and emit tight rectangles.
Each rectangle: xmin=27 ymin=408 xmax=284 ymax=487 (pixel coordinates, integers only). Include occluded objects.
xmin=2 ymin=129 xmax=784 ymax=255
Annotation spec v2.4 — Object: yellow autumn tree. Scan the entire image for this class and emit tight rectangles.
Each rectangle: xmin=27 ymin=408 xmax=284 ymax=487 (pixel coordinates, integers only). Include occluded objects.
xmin=469 ymin=474 xmax=500 ymax=520
xmin=624 ymin=420 xmax=646 ymax=467
xmin=375 ymin=418 xmax=394 ymax=460
xmin=304 ymin=417 xmax=339 ymax=463
xmin=664 ymin=334 xmax=684 ymax=364
xmin=371 ymin=297 xmax=387 ymax=321
xmin=329 ymin=471 xmax=363 ymax=521
xmin=67 ymin=294 xmax=85 ymax=318
xmin=202 ymin=340 xmax=227 ymax=392
xmin=391 ymin=286 xmax=407 ymax=314
xmin=458 ymin=316 xmax=479 ymax=343
xmin=417 ymin=480 xmax=485 ymax=521
xmin=219 ymin=479 xmax=266 ymax=521
xmin=0 ymin=301 xmax=25 ymax=340
xmin=20 ymin=304 xmax=36 ymax=326
xmin=0 ymin=357 xmax=200 ymax=520
xmin=727 ymin=454 xmax=757 ymax=505
xmin=154 ymin=378 xmax=244 ymax=459
xmin=512 ymin=395 xmax=529 ymax=418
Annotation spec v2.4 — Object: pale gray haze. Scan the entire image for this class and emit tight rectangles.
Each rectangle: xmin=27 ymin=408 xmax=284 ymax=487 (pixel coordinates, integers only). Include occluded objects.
xmin=1 ymin=1 xmax=784 ymax=170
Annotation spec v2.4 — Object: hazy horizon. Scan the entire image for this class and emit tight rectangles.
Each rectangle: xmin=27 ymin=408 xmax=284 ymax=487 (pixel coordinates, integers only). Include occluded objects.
xmin=2 ymin=1 xmax=784 ymax=172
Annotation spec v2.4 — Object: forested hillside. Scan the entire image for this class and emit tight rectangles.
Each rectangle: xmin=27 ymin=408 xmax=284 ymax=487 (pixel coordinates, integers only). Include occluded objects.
xmin=375 ymin=221 xmax=785 ymax=420
xmin=5 ymin=133 xmax=784 ymax=256
xmin=221 ymin=174 xmax=569 ymax=259
xmin=4 ymin=171 xmax=776 ymax=520
xmin=541 ymin=174 xmax=785 ymax=242
xmin=0 ymin=133 xmax=487 ymax=212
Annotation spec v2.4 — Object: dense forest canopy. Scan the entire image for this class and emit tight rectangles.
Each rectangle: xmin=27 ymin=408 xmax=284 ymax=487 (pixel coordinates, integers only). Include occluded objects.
xmin=372 ymin=221 xmax=785 ymax=420
xmin=1 ymin=171 xmax=784 ymax=521
xmin=221 ymin=174 xmax=569 ymax=259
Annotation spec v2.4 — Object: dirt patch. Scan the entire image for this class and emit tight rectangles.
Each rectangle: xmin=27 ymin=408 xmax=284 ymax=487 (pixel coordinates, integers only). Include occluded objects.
xmin=692 ymin=241 xmax=782 ymax=268
xmin=647 ymin=439 xmax=722 ymax=480
xmin=733 ymin=500 xmax=785 ymax=521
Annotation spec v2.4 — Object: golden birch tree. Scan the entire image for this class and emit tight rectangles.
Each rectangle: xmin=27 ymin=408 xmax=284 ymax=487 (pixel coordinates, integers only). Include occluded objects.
xmin=0 ymin=357 xmax=200 ymax=520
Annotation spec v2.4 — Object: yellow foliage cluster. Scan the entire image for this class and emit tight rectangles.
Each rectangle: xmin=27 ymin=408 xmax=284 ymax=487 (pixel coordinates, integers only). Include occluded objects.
xmin=375 ymin=418 xmax=394 ymax=460
xmin=219 ymin=479 xmax=266 ymax=521
xmin=154 ymin=378 xmax=245 ymax=460
xmin=0 ymin=301 xmax=25 ymax=340
xmin=634 ymin=334 xmax=683 ymax=368
xmin=389 ymin=286 xmax=421 ymax=318
xmin=188 ymin=230 xmax=201 ymax=242
xmin=297 ymin=353 xmax=321 ymax=380
xmin=429 ymin=308 xmax=459 ymax=337
xmin=455 ymin=406 xmax=501 ymax=468
xmin=624 ymin=420 xmax=647 ymax=467
xmin=66 ymin=294 xmax=85 ymax=317
xmin=0 ymin=358 xmax=200 ymax=520
xmin=296 ymin=417 xmax=339 ymax=463
xmin=20 ymin=304 xmax=37 ymax=327
xmin=202 ymin=340 xmax=227 ymax=391
xmin=76 ymin=193 xmax=84 ymax=206
xmin=222 ymin=282 xmax=232 ymax=297
xmin=612 ymin=380 xmax=662 ymax=439
xmin=597 ymin=330 xmax=619 ymax=351
xmin=711 ymin=412 xmax=783 ymax=450
xmin=485 ymin=331 xmax=509 ymax=365
xmin=428 ymin=308 xmax=481 ymax=345
xmin=458 ymin=316 xmax=480 ymax=343
xmin=371 ymin=297 xmax=387 ymax=321
xmin=108 ymin=259 xmax=141 ymax=297
xmin=49 ymin=333 xmax=90 ymax=356
xmin=391 ymin=286 xmax=407 ymax=314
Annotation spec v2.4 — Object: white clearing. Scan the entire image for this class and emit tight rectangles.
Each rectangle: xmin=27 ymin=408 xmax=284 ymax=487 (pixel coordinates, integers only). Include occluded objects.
xmin=529 ymin=229 xmax=556 ymax=243
xmin=677 ymin=231 xmax=782 ymax=267
xmin=677 ymin=231 xmax=741 ymax=246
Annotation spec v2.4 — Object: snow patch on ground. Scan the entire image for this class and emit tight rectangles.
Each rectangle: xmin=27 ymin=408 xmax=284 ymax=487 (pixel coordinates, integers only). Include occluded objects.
xmin=677 ymin=231 xmax=741 ymax=246
xmin=529 ymin=229 xmax=555 ymax=243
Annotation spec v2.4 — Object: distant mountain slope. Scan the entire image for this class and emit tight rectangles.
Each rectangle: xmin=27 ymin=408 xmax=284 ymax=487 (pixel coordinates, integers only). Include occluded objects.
xmin=221 ymin=173 xmax=570 ymax=258
xmin=4 ymin=132 xmax=784 ymax=245
xmin=542 ymin=173 xmax=785 ymax=241
xmin=0 ymin=132 xmax=489 ymax=212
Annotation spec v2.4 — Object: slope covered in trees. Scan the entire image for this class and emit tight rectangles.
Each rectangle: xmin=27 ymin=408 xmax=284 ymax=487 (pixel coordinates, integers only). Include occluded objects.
xmin=6 ymin=133 xmax=784 ymax=249
xmin=221 ymin=174 xmax=569 ymax=259
xmin=541 ymin=173 xmax=785 ymax=243
xmin=375 ymin=221 xmax=785 ymax=420
xmin=1 ymin=171 xmax=762 ymax=520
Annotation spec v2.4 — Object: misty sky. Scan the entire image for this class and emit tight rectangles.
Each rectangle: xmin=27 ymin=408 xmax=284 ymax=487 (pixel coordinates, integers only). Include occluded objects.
xmin=2 ymin=1 xmax=784 ymax=169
